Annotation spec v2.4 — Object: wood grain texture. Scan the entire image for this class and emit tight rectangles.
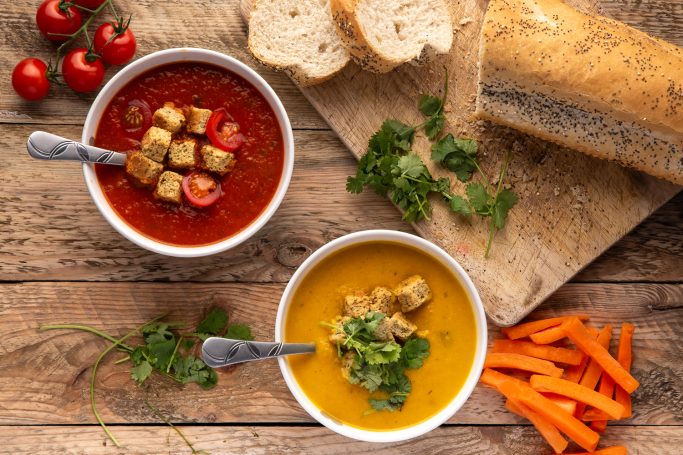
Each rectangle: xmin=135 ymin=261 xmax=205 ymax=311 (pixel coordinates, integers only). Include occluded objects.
xmin=0 ymin=0 xmax=326 ymax=129
xmin=0 ymin=425 xmax=680 ymax=455
xmin=0 ymin=124 xmax=680 ymax=283
xmin=254 ymin=0 xmax=683 ymax=325
xmin=1 ymin=282 xmax=680 ymax=426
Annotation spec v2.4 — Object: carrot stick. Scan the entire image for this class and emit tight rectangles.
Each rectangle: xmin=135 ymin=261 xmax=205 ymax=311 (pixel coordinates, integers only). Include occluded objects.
xmin=581 ymin=409 xmax=611 ymax=421
xmin=530 ymin=375 xmax=625 ymax=420
xmin=493 ymin=339 xmax=584 ymax=365
xmin=591 ymin=372 xmax=616 ymax=432
xmin=570 ymin=446 xmax=627 ymax=455
xmin=562 ymin=318 xmax=639 ymax=394
xmin=574 ymin=325 xmax=612 ymax=418
xmin=484 ymin=353 xmax=564 ymax=378
xmin=501 ymin=315 xmax=590 ymax=340
xmin=506 ymin=398 xmax=569 ymax=454
xmin=565 ymin=354 xmax=589 ymax=382
xmin=481 ymin=369 xmax=600 ymax=452
xmin=530 ymin=325 xmax=567 ymax=344
xmin=614 ymin=323 xmax=635 ymax=418
xmin=542 ymin=393 xmax=578 ymax=416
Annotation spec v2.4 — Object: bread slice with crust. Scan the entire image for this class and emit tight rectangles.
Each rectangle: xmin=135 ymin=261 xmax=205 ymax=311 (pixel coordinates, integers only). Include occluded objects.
xmin=248 ymin=0 xmax=350 ymax=86
xmin=331 ymin=0 xmax=453 ymax=73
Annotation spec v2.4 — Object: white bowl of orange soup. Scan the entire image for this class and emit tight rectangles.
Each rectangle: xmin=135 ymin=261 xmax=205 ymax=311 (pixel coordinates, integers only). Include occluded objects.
xmin=275 ymin=230 xmax=487 ymax=442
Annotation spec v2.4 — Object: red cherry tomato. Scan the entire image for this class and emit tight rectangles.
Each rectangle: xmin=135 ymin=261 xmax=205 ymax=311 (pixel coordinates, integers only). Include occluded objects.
xmin=122 ymin=99 xmax=152 ymax=135
xmin=94 ymin=22 xmax=136 ymax=65
xmin=182 ymin=172 xmax=222 ymax=208
xmin=36 ymin=0 xmax=82 ymax=42
xmin=61 ymin=48 xmax=105 ymax=93
xmin=206 ymin=109 xmax=246 ymax=152
xmin=74 ymin=0 xmax=106 ymax=8
xmin=12 ymin=58 xmax=51 ymax=101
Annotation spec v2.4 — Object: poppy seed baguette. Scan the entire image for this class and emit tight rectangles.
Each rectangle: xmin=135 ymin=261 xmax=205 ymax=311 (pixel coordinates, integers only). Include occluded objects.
xmin=331 ymin=0 xmax=453 ymax=74
xmin=476 ymin=0 xmax=683 ymax=185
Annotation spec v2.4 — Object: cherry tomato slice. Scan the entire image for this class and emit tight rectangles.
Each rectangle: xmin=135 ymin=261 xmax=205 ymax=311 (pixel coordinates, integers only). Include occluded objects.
xmin=36 ymin=0 xmax=82 ymax=42
xmin=206 ymin=108 xmax=246 ymax=152
xmin=94 ymin=22 xmax=136 ymax=65
xmin=182 ymin=172 xmax=221 ymax=208
xmin=61 ymin=48 xmax=105 ymax=93
xmin=12 ymin=58 xmax=50 ymax=101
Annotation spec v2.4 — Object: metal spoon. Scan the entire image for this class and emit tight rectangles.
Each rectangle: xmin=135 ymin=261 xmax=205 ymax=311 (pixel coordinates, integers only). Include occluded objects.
xmin=26 ymin=131 xmax=126 ymax=166
xmin=201 ymin=337 xmax=316 ymax=368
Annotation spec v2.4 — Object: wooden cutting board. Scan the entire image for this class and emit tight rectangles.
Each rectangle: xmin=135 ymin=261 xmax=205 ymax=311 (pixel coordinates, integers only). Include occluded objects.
xmin=241 ymin=0 xmax=680 ymax=326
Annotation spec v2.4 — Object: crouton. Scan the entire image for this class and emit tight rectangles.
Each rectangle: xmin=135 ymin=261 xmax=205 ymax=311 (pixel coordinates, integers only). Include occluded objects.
xmin=125 ymin=151 xmax=163 ymax=187
xmin=168 ymin=139 xmax=197 ymax=169
xmin=200 ymin=144 xmax=236 ymax=175
xmin=341 ymin=351 xmax=356 ymax=381
xmin=153 ymin=171 xmax=184 ymax=204
xmin=370 ymin=287 xmax=394 ymax=314
xmin=373 ymin=317 xmax=395 ymax=342
xmin=394 ymin=275 xmax=432 ymax=312
xmin=141 ymin=126 xmax=172 ymax=162
xmin=390 ymin=312 xmax=417 ymax=341
xmin=153 ymin=103 xmax=186 ymax=133
xmin=343 ymin=294 xmax=371 ymax=318
xmin=187 ymin=106 xmax=212 ymax=134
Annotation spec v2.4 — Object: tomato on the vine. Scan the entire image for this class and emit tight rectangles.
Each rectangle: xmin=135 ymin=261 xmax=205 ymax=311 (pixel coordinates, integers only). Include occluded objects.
xmin=12 ymin=58 xmax=51 ymax=101
xmin=74 ymin=0 xmax=107 ymax=8
xmin=36 ymin=0 xmax=82 ymax=42
xmin=94 ymin=21 xmax=136 ymax=65
xmin=61 ymin=48 xmax=105 ymax=93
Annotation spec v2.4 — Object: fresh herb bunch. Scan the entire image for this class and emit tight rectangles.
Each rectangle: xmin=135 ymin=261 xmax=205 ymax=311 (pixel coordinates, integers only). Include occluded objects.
xmin=431 ymin=135 xmax=518 ymax=257
xmin=327 ymin=312 xmax=430 ymax=412
xmin=347 ymin=71 xmax=518 ymax=256
xmin=39 ymin=307 xmax=253 ymax=450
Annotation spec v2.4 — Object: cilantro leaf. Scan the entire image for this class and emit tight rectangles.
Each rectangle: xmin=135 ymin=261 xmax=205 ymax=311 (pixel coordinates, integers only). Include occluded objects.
xmin=418 ymin=95 xmax=442 ymax=116
xmin=492 ymin=188 xmax=518 ymax=229
xmin=225 ymin=324 xmax=253 ymax=341
xmin=131 ymin=360 xmax=153 ymax=384
xmin=196 ymin=307 xmax=229 ymax=340
xmin=466 ymin=182 xmax=491 ymax=213
xmin=447 ymin=194 xmax=471 ymax=215
xmin=431 ymin=134 xmax=478 ymax=182
xmin=402 ymin=338 xmax=430 ymax=369
xmin=423 ymin=114 xmax=445 ymax=141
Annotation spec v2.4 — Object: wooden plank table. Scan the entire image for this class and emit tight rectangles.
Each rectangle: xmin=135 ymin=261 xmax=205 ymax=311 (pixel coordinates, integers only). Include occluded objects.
xmin=0 ymin=1 xmax=681 ymax=453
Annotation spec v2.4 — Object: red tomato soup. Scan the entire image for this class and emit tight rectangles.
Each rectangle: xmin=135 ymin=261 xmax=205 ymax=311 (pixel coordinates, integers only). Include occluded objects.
xmin=94 ymin=62 xmax=284 ymax=246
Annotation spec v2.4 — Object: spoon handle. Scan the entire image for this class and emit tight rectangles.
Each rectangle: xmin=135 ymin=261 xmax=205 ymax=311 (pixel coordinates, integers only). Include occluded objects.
xmin=27 ymin=131 xmax=127 ymax=166
xmin=202 ymin=337 xmax=316 ymax=368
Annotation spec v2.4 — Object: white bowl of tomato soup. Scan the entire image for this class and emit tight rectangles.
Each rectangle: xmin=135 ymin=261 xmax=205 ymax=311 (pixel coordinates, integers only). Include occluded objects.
xmin=275 ymin=230 xmax=487 ymax=442
xmin=82 ymin=48 xmax=294 ymax=257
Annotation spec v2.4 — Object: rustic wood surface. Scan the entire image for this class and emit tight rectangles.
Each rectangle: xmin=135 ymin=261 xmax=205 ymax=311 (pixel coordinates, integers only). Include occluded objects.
xmin=0 ymin=0 xmax=681 ymax=454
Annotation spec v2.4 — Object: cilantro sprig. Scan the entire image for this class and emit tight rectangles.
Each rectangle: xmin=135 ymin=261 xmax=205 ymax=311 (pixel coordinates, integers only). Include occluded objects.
xmin=39 ymin=307 xmax=253 ymax=451
xmin=347 ymin=71 xmax=518 ymax=256
xmin=431 ymin=135 xmax=518 ymax=257
xmin=326 ymin=312 xmax=430 ymax=413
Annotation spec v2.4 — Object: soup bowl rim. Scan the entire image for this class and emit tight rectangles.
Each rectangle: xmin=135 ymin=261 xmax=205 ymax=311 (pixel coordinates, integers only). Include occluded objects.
xmin=81 ymin=47 xmax=294 ymax=257
xmin=275 ymin=229 xmax=488 ymax=443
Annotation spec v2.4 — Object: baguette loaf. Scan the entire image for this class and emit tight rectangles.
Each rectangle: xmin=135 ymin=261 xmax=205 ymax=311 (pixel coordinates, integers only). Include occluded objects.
xmin=248 ymin=0 xmax=350 ymax=86
xmin=476 ymin=0 xmax=683 ymax=185
xmin=331 ymin=0 xmax=453 ymax=74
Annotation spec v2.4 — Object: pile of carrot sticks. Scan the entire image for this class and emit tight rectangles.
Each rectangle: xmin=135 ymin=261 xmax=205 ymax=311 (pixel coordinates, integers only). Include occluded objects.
xmin=480 ymin=316 xmax=636 ymax=454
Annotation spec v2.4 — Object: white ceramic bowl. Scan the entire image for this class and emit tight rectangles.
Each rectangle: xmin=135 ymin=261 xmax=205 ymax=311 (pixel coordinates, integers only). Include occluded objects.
xmin=275 ymin=230 xmax=488 ymax=443
xmin=82 ymin=48 xmax=294 ymax=257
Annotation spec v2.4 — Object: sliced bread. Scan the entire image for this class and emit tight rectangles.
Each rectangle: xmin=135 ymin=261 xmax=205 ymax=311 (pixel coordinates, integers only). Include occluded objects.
xmin=331 ymin=0 xmax=453 ymax=73
xmin=248 ymin=0 xmax=350 ymax=86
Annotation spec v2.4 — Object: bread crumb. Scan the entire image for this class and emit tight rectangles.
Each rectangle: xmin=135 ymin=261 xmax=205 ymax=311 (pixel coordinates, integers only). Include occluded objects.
xmin=459 ymin=17 xmax=473 ymax=26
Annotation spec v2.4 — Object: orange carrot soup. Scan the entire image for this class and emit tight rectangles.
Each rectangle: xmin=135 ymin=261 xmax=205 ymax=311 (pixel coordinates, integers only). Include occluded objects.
xmin=284 ymin=241 xmax=477 ymax=431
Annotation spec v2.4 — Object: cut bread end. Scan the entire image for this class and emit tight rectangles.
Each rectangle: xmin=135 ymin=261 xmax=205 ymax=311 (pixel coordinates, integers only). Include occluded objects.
xmin=331 ymin=0 xmax=453 ymax=73
xmin=248 ymin=0 xmax=350 ymax=86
